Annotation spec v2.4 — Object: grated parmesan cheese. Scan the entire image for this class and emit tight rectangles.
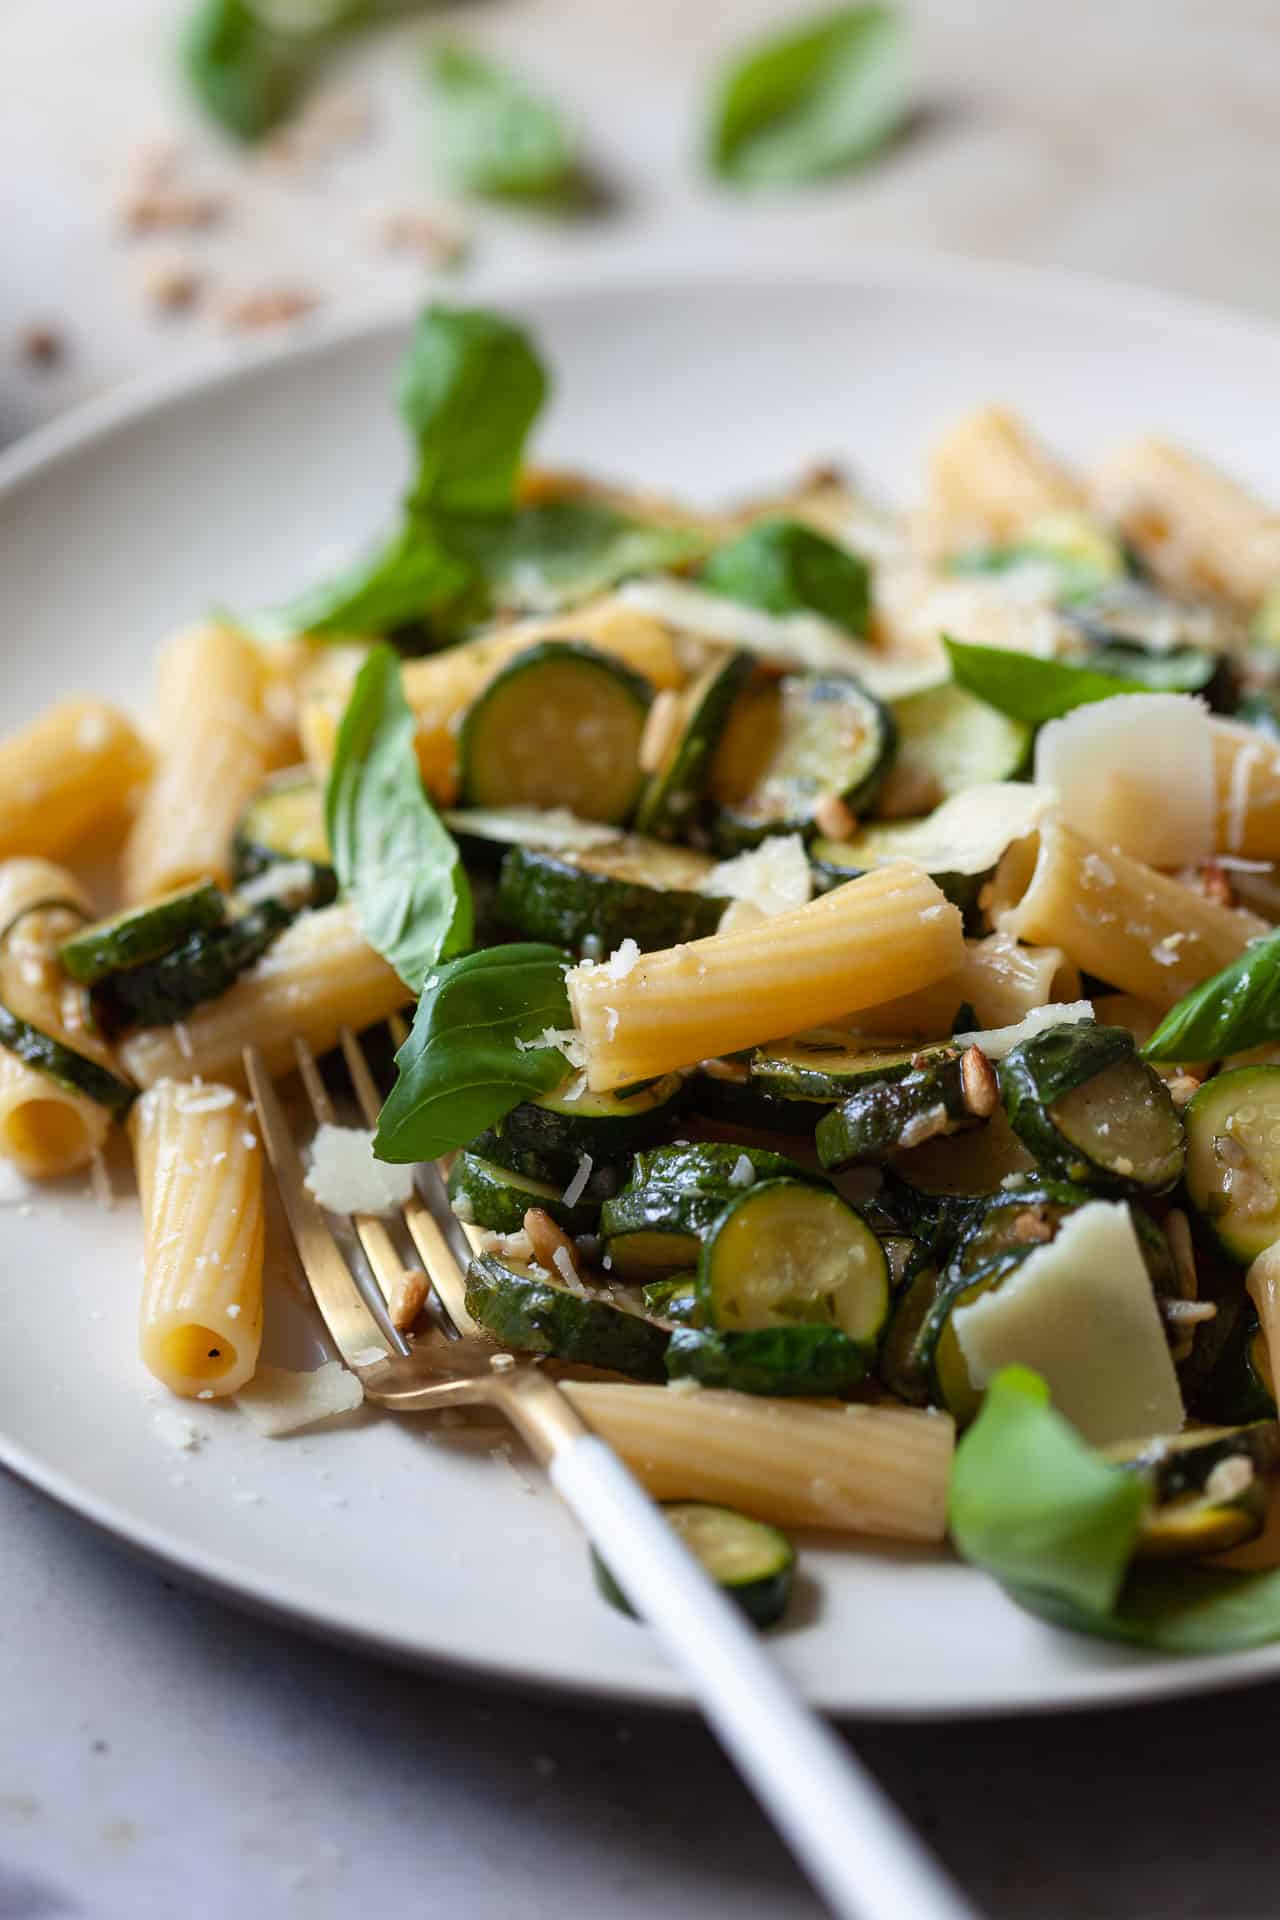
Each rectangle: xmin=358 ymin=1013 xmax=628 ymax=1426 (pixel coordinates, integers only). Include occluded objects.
xmin=234 ymin=1361 xmax=364 ymax=1436
xmin=728 ymin=1153 xmax=756 ymax=1188
xmin=174 ymin=1083 xmax=239 ymax=1116
xmin=513 ymin=1026 xmax=587 ymax=1070
xmin=706 ymin=835 xmax=812 ymax=919
xmin=562 ymin=1153 xmax=594 ymax=1207
xmin=152 ymin=1409 xmax=203 ymax=1452
xmin=605 ymin=938 xmax=641 ymax=982
xmin=305 ymin=1124 xmax=414 ymax=1215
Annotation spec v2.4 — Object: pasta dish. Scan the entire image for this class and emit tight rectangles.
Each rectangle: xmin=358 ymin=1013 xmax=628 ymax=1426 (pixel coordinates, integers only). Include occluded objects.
xmin=9 ymin=301 xmax=1280 ymax=1648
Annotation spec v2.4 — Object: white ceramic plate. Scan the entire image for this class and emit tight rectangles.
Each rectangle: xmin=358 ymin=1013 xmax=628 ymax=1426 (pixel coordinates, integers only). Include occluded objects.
xmin=4 ymin=255 xmax=1280 ymax=1719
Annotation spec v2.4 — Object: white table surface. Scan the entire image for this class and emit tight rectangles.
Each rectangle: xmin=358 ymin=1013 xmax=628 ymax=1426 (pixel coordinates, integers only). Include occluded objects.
xmin=6 ymin=3 xmax=1280 ymax=1916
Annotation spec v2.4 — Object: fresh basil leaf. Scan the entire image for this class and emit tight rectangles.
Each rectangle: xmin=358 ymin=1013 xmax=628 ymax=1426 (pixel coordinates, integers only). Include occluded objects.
xmin=374 ymin=943 xmax=574 ymax=1162
xmin=427 ymin=43 xmax=576 ymax=200
xmin=453 ymin=501 xmax=708 ymax=611
xmin=1144 ymin=929 xmax=1280 ymax=1063
xmin=182 ymin=0 xmax=311 ymax=140
xmin=257 ymin=518 xmax=474 ymax=643
xmin=708 ymin=3 xmax=909 ymax=190
xmin=399 ymin=304 xmax=547 ymax=518
xmin=700 ymin=518 xmax=870 ymax=634
xmin=1009 ymin=1564 xmax=1280 ymax=1654
xmin=949 ymin=1367 xmax=1146 ymax=1616
xmin=326 ymin=645 xmax=471 ymax=991
xmin=944 ymin=636 xmax=1149 ymax=727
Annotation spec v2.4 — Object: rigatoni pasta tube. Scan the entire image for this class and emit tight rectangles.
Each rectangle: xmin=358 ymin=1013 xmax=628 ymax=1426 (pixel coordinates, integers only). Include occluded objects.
xmin=569 ymin=864 xmax=964 ymax=1091
xmin=1090 ymin=435 xmax=1280 ymax=607
xmin=991 ymin=822 xmax=1267 ymax=1010
xmin=562 ymin=1384 xmax=953 ymax=1541
xmin=130 ymin=1080 xmax=264 ymax=1397
xmin=0 ymin=699 xmax=150 ymax=861
xmin=852 ymin=933 xmax=1080 ymax=1039
xmin=926 ymin=405 xmax=1083 ymax=544
xmin=0 ymin=859 xmax=119 ymax=1179
xmin=119 ymin=901 xmax=407 ymax=1088
xmin=300 ymin=600 xmax=684 ymax=802
xmin=123 ymin=623 xmax=285 ymax=900
xmin=1213 ymin=719 xmax=1280 ymax=859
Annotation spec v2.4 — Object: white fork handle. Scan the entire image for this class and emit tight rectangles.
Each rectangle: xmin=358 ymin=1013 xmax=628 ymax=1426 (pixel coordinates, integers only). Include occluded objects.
xmin=551 ymin=1436 xmax=980 ymax=1920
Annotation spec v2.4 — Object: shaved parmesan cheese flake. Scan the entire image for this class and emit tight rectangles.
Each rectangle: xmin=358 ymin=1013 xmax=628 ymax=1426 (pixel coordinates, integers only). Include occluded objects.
xmin=443 ymin=806 xmax=623 ymax=852
xmin=953 ymin=1200 xmax=1184 ymax=1446
xmin=952 ymin=1001 xmax=1094 ymax=1060
xmin=706 ymin=835 xmax=812 ymax=919
xmin=305 ymin=1124 xmax=415 ymax=1215
xmin=1036 ymin=694 xmax=1215 ymax=868
xmin=728 ymin=1154 xmax=756 ymax=1187
xmin=234 ymin=1361 xmax=363 ymax=1437
xmin=851 ymin=783 xmax=1052 ymax=877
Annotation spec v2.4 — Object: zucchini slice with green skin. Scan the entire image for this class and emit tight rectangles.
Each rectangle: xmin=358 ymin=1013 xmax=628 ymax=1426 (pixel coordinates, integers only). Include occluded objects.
xmin=442 ymin=806 xmax=627 ymax=868
xmin=495 ymin=838 xmax=726 ymax=957
xmin=876 ymin=1252 xmax=941 ymax=1405
xmin=464 ymin=1252 xmax=669 ymax=1380
xmin=877 ymin=1172 xmax=979 ymax=1260
xmin=696 ymin=1178 xmax=889 ymax=1349
xmin=710 ymin=671 xmax=895 ymax=852
xmin=752 ymin=1034 xmax=957 ymax=1105
xmin=446 ymin=1152 xmax=602 ymax=1237
xmin=1107 ymin=1422 xmax=1280 ymax=1560
xmin=600 ymin=1142 xmax=820 ymax=1278
xmin=686 ymin=1056 xmax=830 ymax=1135
xmin=93 ymin=900 xmax=295 ymax=1033
xmin=665 ymin=1323 xmax=870 ymax=1395
xmin=593 ymin=1501 xmax=795 ymax=1627
xmin=815 ymin=1048 xmax=979 ymax=1172
xmin=1000 ymin=1024 xmax=1185 ymax=1195
xmin=458 ymin=642 xmax=652 ymax=824
xmin=947 ymin=1179 xmax=1094 ymax=1281
xmin=918 ymin=1251 xmax=1032 ymax=1426
xmin=1184 ymin=1066 xmax=1280 ymax=1264
xmin=498 ymin=1073 xmax=684 ymax=1161
xmin=875 ymin=683 xmax=1029 ymax=817
xmin=465 ymin=1125 xmax=626 ymax=1198
xmin=0 ymin=1006 xmax=135 ymax=1115
xmin=640 ymin=1275 xmax=701 ymax=1325
xmin=58 ymin=882 xmax=227 ymax=985
xmin=231 ymin=769 xmax=337 ymax=906
xmin=635 ymin=650 xmax=756 ymax=841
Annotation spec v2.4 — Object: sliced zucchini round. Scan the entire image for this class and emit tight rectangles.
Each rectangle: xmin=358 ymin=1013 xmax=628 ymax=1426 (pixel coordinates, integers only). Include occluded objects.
xmin=593 ymin=1501 xmax=795 ymax=1628
xmin=876 ymin=1252 xmax=941 ymax=1406
xmin=1185 ymin=1066 xmax=1280 ymax=1264
xmin=640 ymin=1274 xmax=702 ymax=1326
xmin=458 ymin=642 xmax=652 ymax=824
xmin=1000 ymin=1024 xmax=1185 ymax=1195
xmin=874 ymin=683 xmax=1029 ymax=818
xmin=917 ymin=1251 xmax=1031 ymax=1425
xmin=947 ymin=1179 xmax=1094 ymax=1282
xmin=877 ymin=1172 xmax=980 ymax=1259
xmin=464 ymin=1252 xmax=668 ymax=1380
xmin=664 ymin=1323 xmax=870 ymax=1396
xmin=93 ymin=899 xmax=294 ymax=1033
xmin=685 ymin=1056 xmax=831 ymax=1135
xmin=58 ymin=882 xmax=227 ymax=985
xmin=634 ymin=650 xmax=755 ymax=841
xmin=815 ymin=1048 xmax=978 ymax=1171
xmin=1068 ymin=578 xmax=1242 ymax=657
xmin=600 ymin=1142 xmax=819 ymax=1279
xmin=232 ymin=769 xmax=337 ymax=905
xmin=465 ymin=1125 xmax=627 ymax=1198
xmin=1107 ymin=1421 xmax=1280 ymax=1560
xmin=495 ymin=838 xmax=726 ymax=957
xmin=752 ymin=1034 xmax=956 ymax=1105
xmin=446 ymin=1151 xmax=602 ymax=1238
xmin=443 ymin=806 xmax=626 ymax=868
xmin=0 ymin=1006 xmax=135 ymax=1115
xmin=498 ymin=1073 xmax=684 ymax=1161
xmin=710 ymin=671 xmax=894 ymax=850
xmin=696 ymin=1178 xmax=889 ymax=1349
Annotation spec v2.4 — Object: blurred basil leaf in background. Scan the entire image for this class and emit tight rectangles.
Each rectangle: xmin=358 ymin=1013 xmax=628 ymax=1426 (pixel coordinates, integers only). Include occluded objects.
xmin=427 ymin=43 xmax=578 ymax=201
xmin=183 ymin=0 xmax=420 ymax=141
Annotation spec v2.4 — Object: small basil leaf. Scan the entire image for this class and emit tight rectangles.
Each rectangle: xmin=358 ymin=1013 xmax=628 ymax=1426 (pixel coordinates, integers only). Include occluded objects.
xmin=1010 ymin=1562 xmax=1280 ymax=1655
xmin=257 ymin=518 xmax=473 ymax=643
xmin=708 ymin=3 xmax=909 ymax=190
xmin=1144 ymin=929 xmax=1280 ymax=1063
xmin=453 ymin=501 xmax=708 ymax=611
xmin=374 ymin=943 xmax=574 ymax=1162
xmin=700 ymin=518 xmax=870 ymax=634
xmin=182 ymin=0 xmax=311 ymax=140
xmin=943 ymin=636 xmax=1148 ymax=727
xmin=427 ymin=43 xmax=577 ymax=201
xmin=326 ymin=645 xmax=472 ymax=992
xmin=949 ymin=1366 xmax=1146 ymax=1618
xmin=399 ymin=303 xmax=547 ymax=518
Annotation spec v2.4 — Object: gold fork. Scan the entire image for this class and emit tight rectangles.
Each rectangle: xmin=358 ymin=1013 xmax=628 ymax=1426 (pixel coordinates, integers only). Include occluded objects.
xmin=243 ymin=1025 xmax=980 ymax=1920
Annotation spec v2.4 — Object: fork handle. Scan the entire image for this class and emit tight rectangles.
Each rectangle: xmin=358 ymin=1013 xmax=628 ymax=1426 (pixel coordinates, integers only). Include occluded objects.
xmin=550 ymin=1436 xmax=980 ymax=1920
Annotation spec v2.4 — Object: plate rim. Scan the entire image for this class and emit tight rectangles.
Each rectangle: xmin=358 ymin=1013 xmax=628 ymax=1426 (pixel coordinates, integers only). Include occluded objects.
xmin=5 ymin=244 xmax=1280 ymax=1720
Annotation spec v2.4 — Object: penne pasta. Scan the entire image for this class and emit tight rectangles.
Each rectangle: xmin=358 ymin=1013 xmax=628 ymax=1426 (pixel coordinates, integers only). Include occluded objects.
xmin=569 ymin=864 xmax=964 ymax=1091
xmin=1089 ymin=434 xmax=1280 ymax=607
xmin=990 ymin=821 xmax=1267 ymax=1009
xmin=130 ymin=1079 xmax=264 ymax=1397
xmin=562 ymin=1383 xmax=954 ymax=1541
xmin=925 ymin=404 xmax=1084 ymax=546
xmin=1212 ymin=718 xmax=1280 ymax=859
xmin=123 ymin=622 xmax=287 ymax=900
xmin=0 ymin=698 xmax=150 ymax=863
xmin=119 ymin=901 xmax=408 ymax=1088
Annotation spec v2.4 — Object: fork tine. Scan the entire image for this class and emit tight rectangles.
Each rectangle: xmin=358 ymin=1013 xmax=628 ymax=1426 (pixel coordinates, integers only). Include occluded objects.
xmin=292 ymin=1037 xmax=413 ymax=1354
xmin=342 ymin=1022 xmax=484 ymax=1340
xmin=243 ymin=1045 xmax=395 ymax=1368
